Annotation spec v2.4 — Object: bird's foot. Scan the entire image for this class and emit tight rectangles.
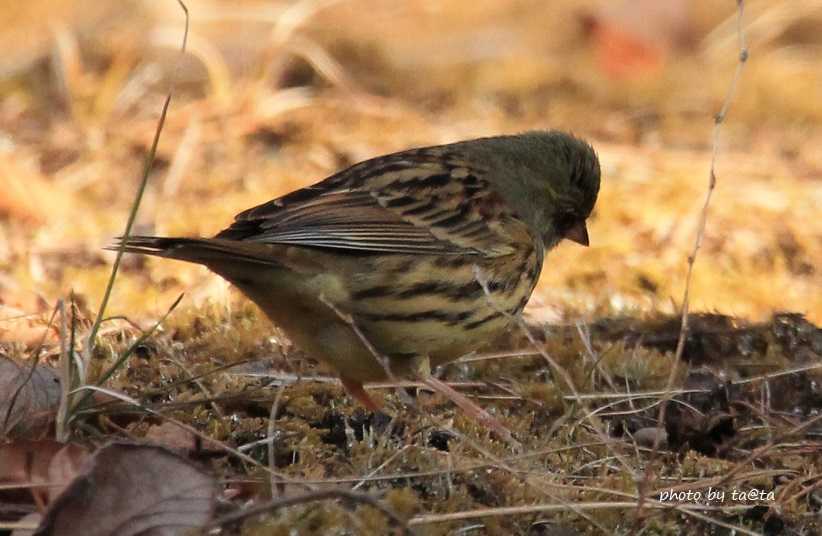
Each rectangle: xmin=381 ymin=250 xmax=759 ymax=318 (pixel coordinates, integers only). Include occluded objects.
xmin=422 ymin=376 xmax=518 ymax=447
xmin=340 ymin=376 xmax=383 ymax=411
xmin=406 ymin=354 xmax=517 ymax=445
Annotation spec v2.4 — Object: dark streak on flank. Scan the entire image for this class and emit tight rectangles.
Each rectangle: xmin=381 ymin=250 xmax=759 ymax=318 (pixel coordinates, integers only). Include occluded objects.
xmin=353 ymin=277 xmax=523 ymax=303
xmin=351 ymin=285 xmax=395 ymax=300
xmin=396 ymin=281 xmax=482 ymax=301
xmin=392 ymin=258 xmax=418 ymax=273
xmin=359 ymin=310 xmax=474 ymax=324
xmin=485 ymin=280 xmax=503 ymax=292
xmin=433 ymin=256 xmax=471 ymax=269
xmin=462 ymin=311 xmax=503 ymax=330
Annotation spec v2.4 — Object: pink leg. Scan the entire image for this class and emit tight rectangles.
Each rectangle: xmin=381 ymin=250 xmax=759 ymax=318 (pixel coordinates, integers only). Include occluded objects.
xmin=340 ymin=377 xmax=382 ymax=411
xmin=423 ymin=377 xmax=518 ymax=446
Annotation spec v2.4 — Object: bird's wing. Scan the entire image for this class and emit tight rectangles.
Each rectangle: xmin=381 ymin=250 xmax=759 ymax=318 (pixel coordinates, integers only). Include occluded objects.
xmin=215 ymin=148 xmax=527 ymax=257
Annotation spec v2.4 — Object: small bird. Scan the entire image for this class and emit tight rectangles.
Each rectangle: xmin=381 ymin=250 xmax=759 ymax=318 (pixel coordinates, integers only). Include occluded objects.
xmin=114 ymin=131 xmax=600 ymax=438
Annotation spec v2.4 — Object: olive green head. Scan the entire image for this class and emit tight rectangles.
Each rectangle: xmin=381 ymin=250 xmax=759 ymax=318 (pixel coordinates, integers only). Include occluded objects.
xmin=464 ymin=130 xmax=601 ymax=249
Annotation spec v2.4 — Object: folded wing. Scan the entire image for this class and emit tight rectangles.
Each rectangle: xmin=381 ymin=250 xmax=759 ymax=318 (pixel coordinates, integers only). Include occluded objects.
xmin=215 ymin=148 xmax=526 ymax=257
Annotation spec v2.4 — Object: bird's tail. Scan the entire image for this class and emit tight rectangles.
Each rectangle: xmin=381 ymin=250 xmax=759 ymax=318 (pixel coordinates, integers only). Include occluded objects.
xmin=108 ymin=236 xmax=281 ymax=267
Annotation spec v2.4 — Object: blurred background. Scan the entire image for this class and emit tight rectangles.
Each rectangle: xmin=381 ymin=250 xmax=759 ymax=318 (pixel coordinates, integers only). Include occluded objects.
xmin=1 ymin=0 xmax=820 ymax=345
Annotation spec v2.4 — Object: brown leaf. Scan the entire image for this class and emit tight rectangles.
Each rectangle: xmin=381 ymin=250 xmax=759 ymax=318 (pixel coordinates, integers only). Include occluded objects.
xmin=34 ymin=442 xmax=217 ymax=536
xmin=0 ymin=358 xmax=61 ymax=439
xmin=46 ymin=443 xmax=89 ymax=501
xmin=0 ymin=441 xmax=89 ymax=508
xmin=0 ymin=441 xmax=64 ymax=488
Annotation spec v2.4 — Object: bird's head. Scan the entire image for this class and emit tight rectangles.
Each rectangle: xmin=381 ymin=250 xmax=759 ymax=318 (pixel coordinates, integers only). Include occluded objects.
xmin=478 ymin=130 xmax=601 ymax=250
xmin=538 ymin=132 xmax=601 ymax=249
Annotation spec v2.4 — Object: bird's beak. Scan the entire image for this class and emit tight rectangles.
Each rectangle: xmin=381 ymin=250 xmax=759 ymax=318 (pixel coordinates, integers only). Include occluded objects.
xmin=564 ymin=221 xmax=589 ymax=247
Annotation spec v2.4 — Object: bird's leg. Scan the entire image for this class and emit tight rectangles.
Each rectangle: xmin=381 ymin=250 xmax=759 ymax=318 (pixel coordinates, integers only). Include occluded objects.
xmin=412 ymin=355 xmax=517 ymax=445
xmin=340 ymin=376 xmax=382 ymax=411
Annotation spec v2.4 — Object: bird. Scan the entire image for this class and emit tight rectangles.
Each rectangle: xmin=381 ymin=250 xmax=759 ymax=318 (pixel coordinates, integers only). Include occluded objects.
xmin=113 ymin=130 xmax=601 ymax=441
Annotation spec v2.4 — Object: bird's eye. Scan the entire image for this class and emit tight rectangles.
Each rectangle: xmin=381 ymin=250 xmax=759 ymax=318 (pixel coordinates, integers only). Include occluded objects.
xmin=555 ymin=213 xmax=577 ymax=233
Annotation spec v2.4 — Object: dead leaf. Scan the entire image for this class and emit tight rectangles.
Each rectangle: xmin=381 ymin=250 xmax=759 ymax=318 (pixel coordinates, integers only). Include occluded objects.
xmin=34 ymin=442 xmax=217 ymax=536
xmin=0 ymin=440 xmax=64 ymax=489
xmin=0 ymin=358 xmax=61 ymax=439
xmin=0 ymin=440 xmax=89 ymax=508
xmin=46 ymin=443 xmax=89 ymax=500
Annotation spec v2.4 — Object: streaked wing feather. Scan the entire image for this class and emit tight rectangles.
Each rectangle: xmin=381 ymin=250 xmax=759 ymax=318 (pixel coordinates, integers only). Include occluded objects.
xmin=215 ymin=149 xmax=522 ymax=257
